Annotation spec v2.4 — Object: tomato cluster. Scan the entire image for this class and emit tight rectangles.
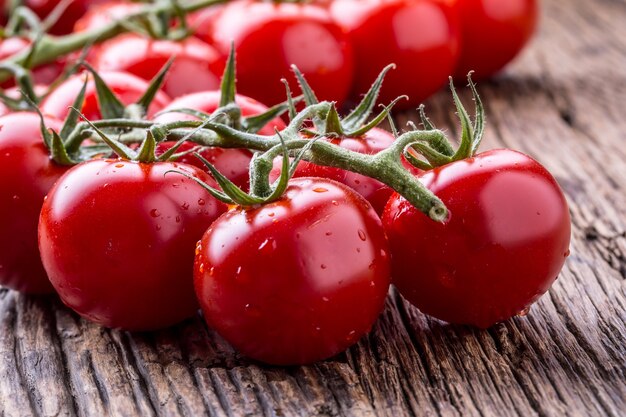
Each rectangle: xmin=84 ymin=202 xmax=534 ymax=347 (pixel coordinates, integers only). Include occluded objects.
xmin=0 ymin=0 xmax=569 ymax=367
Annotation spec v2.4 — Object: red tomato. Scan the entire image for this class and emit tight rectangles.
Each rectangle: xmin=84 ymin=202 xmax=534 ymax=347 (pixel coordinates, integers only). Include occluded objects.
xmin=330 ymin=0 xmax=460 ymax=109
xmin=74 ymin=0 xmax=143 ymax=32
xmin=92 ymin=34 xmax=225 ymax=98
xmin=188 ymin=3 xmax=227 ymax=45
xmin=40 ymin=71 xmax=171 ymax=121
xmin=453 ymin=0 xmax=538 ymax=81
xmin=195 ymin=178 xmax=391 ymax=365
xmin=383 ymin=149 xmax=571 ymax=328
xmin=22 ymin=0 xmax=90 ymax=35
xmin=0 ymin=37 xmax=65 ymax=88
xmin=209 ymin=0 xmax=354 ymax=106
xmin=0 ymin=112 xmax=66 ymax=293
xmin=38 ymin=159 xmax=227 ymax=330
xmin=269 ymin=128 xmax=420 ymax=214
xmin=154 ymin=91 xmax=286 ymax=189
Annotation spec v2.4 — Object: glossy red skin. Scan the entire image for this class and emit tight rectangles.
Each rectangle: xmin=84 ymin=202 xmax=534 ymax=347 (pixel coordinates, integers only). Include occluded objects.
xmin=154 ymin=91 xmax=286 ymax=189
xmin=269 ymin=128 xmax=420 ymax=214
xmin=0 ymin=37 xmax=65 ymax=88
xmin=188 ymin=3 xmax=227 ymax=45
xmin=383 ymin=149 xmax=571 ymax=328
xmin=453 ymin=0 xmax=538 ymax=81
xmin=210 ymin=0 xmax=354 ymax=106
xmin=22 ymin=0 xmax=90 ymax=35
xmin=38 ymin=159 xmax=227 ymax=331
xmin=195 ymin=178 xmax=391 ymax=365
xmin=74 ymin=1 xmax=143 ymax=32
xmin=330 ymin=0 xmax=460 ymax=109
xmin=93 ymin=34 xmax=225 ymax=98
xmin=0 ymin=113 xmax=66 ymax=293
xmin=40 ymin=71 xmax=171 ymax=121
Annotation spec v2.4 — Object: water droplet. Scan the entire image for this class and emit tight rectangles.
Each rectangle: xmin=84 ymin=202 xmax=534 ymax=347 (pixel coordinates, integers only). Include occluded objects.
xmin=354 ymin=179 xmax=361 ymax=185
xmin=564 ymin=249 xmax=571 ymax=257
xmin=322 ymin=296 xmax=329 ymax=302
xmin=517 ymin=306 xmax=531 ymax=317
xmin=370 ymin=280 xmax=376 ymax=287
xmin=331 ymin=200 xmax=339 ymax=206
xmin=199 ymin=263 xmax=205 ymax=273
xmin=258 ymin=239 xmax=275 ymax=252
xmin=245 ymin=303 xmax=261 ymax=317
xmin=236 ymin=266 xmax=242 ymax=275
xmin=345 ymin=330 xmax=357 ymax=342
xmin=150 ymin=209 xmax=160 ymax=217
xmin=356 ymin=247 xmax=361 ymax=253
xmin=172 ymin=183 xmax=180 ymax=188
xmin=155 ymin=224 xmax=161 ymax=231
xmin=268 ymin=212 xmax=275 ymax=217
xmin=320 ymin=264 xmax=327 ymax=269
xmin=175 ymin=215 xmax=181 ymax=223
xmin=198 ymin=198 xmax=206 ymax=206
xmin=358 ymin=229 xmax=366 ymax=241
xmin=325 ymin=231 xmax=332 ymax=236
xmin=209 ymin=266 xmax=215 ymax=276
xmin=115 ymin=163 xmax=124 ymax=168
xmin=314 ymin=326 xmax=321 ymax=332
xmin=313 ymin=187 xmax=328 ymax=193
xmin=12 ymin=195 xmax=19 ymax=201
xmin=181 ymin=202 xmax=190 ymax=210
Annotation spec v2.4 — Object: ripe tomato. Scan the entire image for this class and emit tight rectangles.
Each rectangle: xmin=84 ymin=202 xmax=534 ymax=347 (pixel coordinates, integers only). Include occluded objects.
xmin=92 ymin=34 xmax=225 ymax=98
xmin=187 ymin=3 xmax=226 ymax=45
xmin=0 ymin=37 xmax=65 ymax=88
xmin=154 ymin=91 xmax=286 ymax=189
xmin=209 ymin=0 xmax=354 ymax=106
xmin=269 ymin=128 xmax=420 ymax=215
xmin=330 ymin=0 xmax=460 ymax=109
xmin=40 ymin=71 xmax=171 ymax=121
xmin=195 ymin=178 xmax=391 ymax=365
xmin=0 ymin=112 xmax=66 ymax=293
xmin=38 ymin=159 xmax=227 ymax=330
xmin=383 ymin=149 xmax=571 ymax=328
xmin=453 ymin=0 xmax=538 ymax=81
xmin=21 ymin=0 xmax=90 ymax=35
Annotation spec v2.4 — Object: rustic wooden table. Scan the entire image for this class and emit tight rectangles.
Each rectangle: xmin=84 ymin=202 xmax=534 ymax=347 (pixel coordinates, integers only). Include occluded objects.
xmin=1 ymin=0 xmax=625 ymax=416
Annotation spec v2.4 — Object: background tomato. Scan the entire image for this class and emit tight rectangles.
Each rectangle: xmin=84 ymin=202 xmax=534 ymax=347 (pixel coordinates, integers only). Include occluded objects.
xmin=383 ymin=149 xmax=571 ymax=328
xmin=154 ymin=91 xmax=286 ymax=189
xmin=453 ymin=0 xmax=538 ymax=81
xmin=92 ymin=34 xmax=225 ymax=98
xmin=40 ymin=70 xmax=171 ymax=121
xmin=74 ymin=0 xmax=143 ymax=32
xmin=330 ymin=0 xmax=460 ymax=109
xmin=19 ymin=0 xmax=90 ymax=35
xmin=38 ymin=159 xmax=227 ymax=330
xmin=209 ymin=0 xmax=354 ymax=106
xmin=0 ymin=37 xmax=65 ymax=88
xmin=195 ymin=178 xmax=391 ymax=365
xmin=0 ymin=112 xmax=66 ymax=293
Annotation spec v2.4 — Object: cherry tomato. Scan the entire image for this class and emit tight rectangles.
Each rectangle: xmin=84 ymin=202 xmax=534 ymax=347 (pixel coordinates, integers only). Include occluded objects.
xmin=38 ymin=159 xmax=227 ymax=330
xmin=383 ymin=149 xmax=571 ymax=328
xmin=209 ymin=0 xmax=354 ymax=106
xmin=0 ymin=37 xmax=65 ymax=88
xmin=453 ymin=0 xmax=538 ymax=81
xmin=330 ymin=0 xmax=460 ymax=109
xmin=154 ymin=91 xmax=286 ymax=189
xmin=21 ymin=0 xmax=90 ymax=35
xmin=92 ymin=34 xmax=225 ymax=98
xmin=188 ymin=3 xmax=226 ymax=45
xmin=40 ymin=71 xmax=171 ymax=121
xmin=195 ymin=178 xmax=391 ymax=365
xmin=269 ymin=128 xmax=420 ymax=214
xmin=0 ymin=112 xmax=66 ymax=293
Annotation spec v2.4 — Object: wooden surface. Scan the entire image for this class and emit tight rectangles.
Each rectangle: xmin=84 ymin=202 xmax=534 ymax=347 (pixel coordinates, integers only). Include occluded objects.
xmin=2 ymin=0 xmax=625 ymax=415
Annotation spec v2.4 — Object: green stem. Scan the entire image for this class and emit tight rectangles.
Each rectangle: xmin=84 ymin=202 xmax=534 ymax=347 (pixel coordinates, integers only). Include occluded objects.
xmin=0 ymin=0 xmax=228 ymax=83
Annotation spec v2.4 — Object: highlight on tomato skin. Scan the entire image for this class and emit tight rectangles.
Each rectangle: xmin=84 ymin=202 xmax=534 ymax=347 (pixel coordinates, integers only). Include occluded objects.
xmin=194 ymin=178 xmax=391 ymax=365
xmin=38 ymin=159 xmax=228 ymax=331
xmin=382 ymin=149 xmax=571 ymax=329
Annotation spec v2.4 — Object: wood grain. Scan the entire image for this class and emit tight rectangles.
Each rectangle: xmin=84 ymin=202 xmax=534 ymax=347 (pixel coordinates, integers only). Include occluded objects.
xmin=1 ymin=0 xmax=625 ymax=415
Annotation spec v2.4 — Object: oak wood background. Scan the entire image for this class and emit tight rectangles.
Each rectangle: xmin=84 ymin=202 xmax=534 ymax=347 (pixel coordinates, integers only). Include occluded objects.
xmin=1 ymin=0 xmax=625 ymax=415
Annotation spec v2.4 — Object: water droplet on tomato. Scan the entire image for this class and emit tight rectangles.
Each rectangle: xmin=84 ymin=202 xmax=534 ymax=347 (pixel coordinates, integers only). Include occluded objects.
xmin=245 ymin=303 xmax=261 ymax=317
xmin=199 ymin=263 xmax=205 ymax=273
xmin=313 ymin=187 xmax=328 ymax=193
xmin=181 ymin=202 xmax=190 ymax=210
xmin=354 ymin=179 xmax=361 ymax=185
xmin=322 ymin=296 xmax=329 ymax=302
xmin=198 ymin=198 xmax=206 ymax=206
xmin=517 ymin=306 xmax=531 ymax=317
xmin=209 ymin=266 xmax=215 ymax=276
xmin=564 ymin=249 xmax=571 ymax=257
xmin=115 ymin=163 xmax=124 ymax=168
xmin=320 ymin=264 xmax=327 ymax=269
xmin=370 ymin=281 xmax=376 ymax=287
xmin=380 ymin=249 xmax=387 ymax=258
xmin=268 ymin=212 xmax=275 ymax=217
xmin=12 ymin=195 xmax=19 ymax=201
xmin=195 ymin=243 xmax=202 ymax=255
xmin=331 ymin=200 xmax=339 ymax=206
xmin=345 ymin=330 xmax=357 ymax=342
xmin=175 ymin=215 xmax=181 ymax=223
xmin=358 ymin=230 xmax=367 ymax=241
xmin=325 ymin=231 xmax=332 ymax=236
xmin=356 ymin=247 xmax=361 ymax=253
xmin=150 ymin=209 xmax=160 ymax=217
xmin=155 ymin=224 xmax=161 ymax=231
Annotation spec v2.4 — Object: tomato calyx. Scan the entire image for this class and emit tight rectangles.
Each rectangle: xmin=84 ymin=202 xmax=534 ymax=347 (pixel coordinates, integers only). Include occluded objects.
xmin=404 ymin=74 xmax=485 ymax=171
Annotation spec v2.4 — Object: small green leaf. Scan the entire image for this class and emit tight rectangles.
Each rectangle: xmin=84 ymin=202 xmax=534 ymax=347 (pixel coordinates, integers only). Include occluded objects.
xmin=166 ymin=168 xmax=235 ymax=205
xmin=343 ymin=64 xmax=395 ymax=131
xmin=220 ymin=44 xmax=237 ymax=107
xmin=449 ymin=77 xmax=474 ymax=161
xmin=411 ymin=141 xmax=452 ymax=167
xmin=291 ymin=65 xmax=318 ymax=106
xmin=346 ymin=95 xmax=406 ymax=138
xmin=467 ymin=73 xmax=485 ymax=155
xmin=50 ymin=130 xmax=77 ymax=166
xmin=71 ymin=108 xmax=136 ymax=160
xmin=403 ymin=148 xmax=433 ymax=171
xmin=322 ymin=104 xmax=344 ymax=137
xmin=136 ymin=131 xmax=157 ymax=163
xmin=60 ymin=78 xmax=88 ymax=143
xmin=22 ymin=94 xmax=52 ymax=149
xmin=281 ymin=79 xmax=297 ymax=121
xmin=136 ymin=58 xmax=174 ymax=113
xmin=84 ymin=63 xmax=126 ymax=119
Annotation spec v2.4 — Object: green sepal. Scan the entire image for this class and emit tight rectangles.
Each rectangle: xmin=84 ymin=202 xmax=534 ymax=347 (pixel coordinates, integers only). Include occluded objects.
xmin=417 ymin=105 xmax=454 ymax=157
xmin=136 ymin=58 xmax=174 ymax=113
xmin=157 ymin=117 xmax=216 ymax=162
xmin=60 ymin=78 xmax=88 ymax=146
xmin=242 ymin=96 xmax=303 ymax=134
xmin=281 ymin=79 xmax=297 ymax=121
xmin=322 ymin=104 xmax=344 ymax=137
xmin=410 ymin=141 xmax=452 ymax=167
xmin=418 ymin=104 xmax=436 ymax=131
xmin=467 ymin=73 xmax=485 ymax=154
xmin=449 ymin=77 xmax=474 ymax=161
xmin=403 ymin=148 xmax=433 ymax=171
xmin=166 ymin=167 xmax=234 ymax=205
xmin=346 ymin=95 xmax=406 ymax=138
xmin=387 ymin=113 xmax=399 ymax=138
xmin=291 ymin=65 xmax=319 ymax=106
xmin=343 ymin=64 xmax=394 ymax=131
xmin=83 ymin=63 xmax=126 ymax=119
xmin=0 ymin=63 xmax=37 ymax=104
xmin=71 ymin=108 xmax=136 ymax=160
xmin=264 ymin=131 xmax=292 ymax=200
xmin=219 ymin=44 xmax=237 ymax=108
xmin=50 ymin=130 xmax=77 ymax=166
xmin=155 ymin=107 xmax=212 ymax=121
xmin=22 ymin=94 xmax=52 ymax=149
xmin=288 ymin=136 xmax=318 ymax=180
xmin=136 ymin=131 xmax=157 ymax=163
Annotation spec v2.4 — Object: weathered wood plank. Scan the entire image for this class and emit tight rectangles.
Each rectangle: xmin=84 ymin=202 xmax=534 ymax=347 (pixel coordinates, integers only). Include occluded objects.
xmin=1 ymin=0 xmax=625 ymax=416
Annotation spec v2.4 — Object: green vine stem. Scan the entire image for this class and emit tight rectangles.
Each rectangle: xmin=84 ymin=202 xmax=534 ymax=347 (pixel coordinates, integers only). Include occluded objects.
xmin=0 ymin=0 xmax=227 ymax=83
